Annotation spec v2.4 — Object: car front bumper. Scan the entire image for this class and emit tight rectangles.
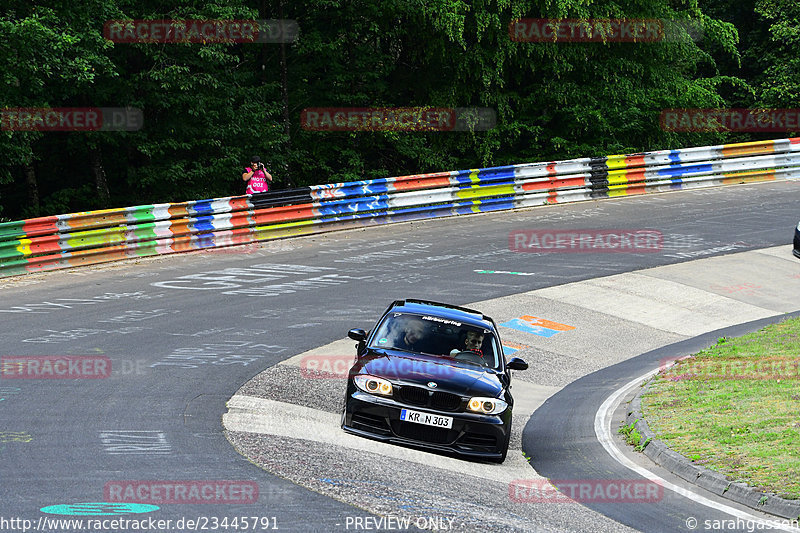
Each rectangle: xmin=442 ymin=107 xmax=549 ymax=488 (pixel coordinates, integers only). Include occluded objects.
xmin=342 ymin=390 xmax=510 ymax=460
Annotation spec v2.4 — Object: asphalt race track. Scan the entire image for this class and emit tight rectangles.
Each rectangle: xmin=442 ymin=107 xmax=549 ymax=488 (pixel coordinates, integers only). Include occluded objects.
xmin=0 ymin=180 xmax=798 ymax=533
xmin=528 ymin=313 xmax=800 ymax=533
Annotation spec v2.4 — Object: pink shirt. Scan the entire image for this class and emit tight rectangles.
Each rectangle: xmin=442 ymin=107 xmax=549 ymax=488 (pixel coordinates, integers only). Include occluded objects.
xmin=245 ymin=167 xmax=269 ymax=194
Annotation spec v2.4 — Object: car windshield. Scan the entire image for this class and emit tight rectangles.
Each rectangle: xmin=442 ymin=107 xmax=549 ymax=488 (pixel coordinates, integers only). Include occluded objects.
xmin=369 ymin=312 xmax=501 ymax=369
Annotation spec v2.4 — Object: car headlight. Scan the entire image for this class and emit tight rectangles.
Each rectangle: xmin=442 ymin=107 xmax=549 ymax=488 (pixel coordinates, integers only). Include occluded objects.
xmin=354 ymin=375 xmax=393 ymax=397
xmin=467 ymin=396 xmax=508 ymax=415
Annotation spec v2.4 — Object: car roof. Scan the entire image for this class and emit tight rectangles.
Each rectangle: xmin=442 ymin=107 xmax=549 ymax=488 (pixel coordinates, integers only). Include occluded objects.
xmin=387 ymin=299 xmax=497 ymax=331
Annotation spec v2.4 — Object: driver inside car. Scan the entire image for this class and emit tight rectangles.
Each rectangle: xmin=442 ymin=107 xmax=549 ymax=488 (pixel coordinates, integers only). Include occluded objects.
xmin=450 ymin=330 xmax=485 ymax=356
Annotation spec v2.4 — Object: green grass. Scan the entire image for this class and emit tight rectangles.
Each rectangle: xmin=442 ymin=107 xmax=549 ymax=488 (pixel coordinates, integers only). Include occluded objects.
xmin=640 ymin=317 xmax=800 ymax=500
xmin=619 ymin=421 xmax=651 ymax=452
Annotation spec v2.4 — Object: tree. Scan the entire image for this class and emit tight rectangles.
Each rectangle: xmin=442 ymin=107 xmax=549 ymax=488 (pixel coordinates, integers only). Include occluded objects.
xmin=754 ymin=0 xmax=800 ymax=111
xmin=0 ymin=1 xmax=119 ymax=216
xmin=0 ymin=0 xmax=754 ymax=219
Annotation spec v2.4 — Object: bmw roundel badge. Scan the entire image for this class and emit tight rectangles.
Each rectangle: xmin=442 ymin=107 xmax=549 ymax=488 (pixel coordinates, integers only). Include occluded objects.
xmin=427 ymin=381 xmax=438 ymax=388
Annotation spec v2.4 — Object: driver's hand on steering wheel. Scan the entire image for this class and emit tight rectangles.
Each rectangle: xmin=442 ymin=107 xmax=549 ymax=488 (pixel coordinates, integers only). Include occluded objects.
xmin=450 ymin=348 xmax=483 ymax=357
xmin=452 ymin=350 xmax=488 ymax=367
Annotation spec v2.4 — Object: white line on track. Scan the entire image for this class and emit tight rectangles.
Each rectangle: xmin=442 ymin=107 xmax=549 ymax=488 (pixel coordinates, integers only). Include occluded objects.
xmin=595 ymin=368 xmax=800 ymax=532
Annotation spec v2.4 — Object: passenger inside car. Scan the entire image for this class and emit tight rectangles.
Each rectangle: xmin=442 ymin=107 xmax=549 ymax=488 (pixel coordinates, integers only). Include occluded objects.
xmin=389 ymin=316 xmax=428 ymax=352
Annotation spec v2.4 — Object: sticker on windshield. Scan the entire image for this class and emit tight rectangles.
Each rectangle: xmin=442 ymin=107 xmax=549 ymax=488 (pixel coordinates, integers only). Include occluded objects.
xmin=421 ymin=315 xmax=461 ymax=327
xmin=378 ymin=338 xmax=387 ymax=344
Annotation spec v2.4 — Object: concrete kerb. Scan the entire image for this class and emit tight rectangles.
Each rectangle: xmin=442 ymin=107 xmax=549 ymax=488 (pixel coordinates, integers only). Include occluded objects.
xmin=626 ymin=374 xmax=800 ymax=520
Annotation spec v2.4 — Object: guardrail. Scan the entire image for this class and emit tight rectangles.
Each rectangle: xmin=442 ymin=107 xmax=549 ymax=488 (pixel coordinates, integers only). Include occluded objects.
xmin=2 ymin=137 xmax=799 ymax=277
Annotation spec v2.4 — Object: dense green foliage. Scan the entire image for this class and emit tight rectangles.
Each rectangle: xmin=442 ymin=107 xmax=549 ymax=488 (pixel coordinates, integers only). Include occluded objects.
xmin=0 ymin=0 xmax=797 ymax=219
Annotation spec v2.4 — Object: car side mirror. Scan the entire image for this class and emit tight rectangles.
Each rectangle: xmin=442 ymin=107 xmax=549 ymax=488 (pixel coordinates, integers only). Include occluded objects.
xmin=349 ymin=328 xmax=368 ymax=355
xmin=507 ymin=357 xmax=528 ymax=371
xmin=348 ymin=329 xmax=367 ymax=342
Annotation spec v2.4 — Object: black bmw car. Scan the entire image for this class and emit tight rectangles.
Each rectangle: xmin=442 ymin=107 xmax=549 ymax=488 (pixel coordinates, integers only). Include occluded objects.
xmin=794 ymin=220 xmax=800 ymax=259
xmin=342 ymin=299 xmax=528 ymax=463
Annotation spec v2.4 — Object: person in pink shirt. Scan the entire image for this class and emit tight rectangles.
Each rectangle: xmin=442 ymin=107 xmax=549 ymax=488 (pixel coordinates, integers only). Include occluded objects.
xmin=242 ymin=155 xmax=273 ymax=194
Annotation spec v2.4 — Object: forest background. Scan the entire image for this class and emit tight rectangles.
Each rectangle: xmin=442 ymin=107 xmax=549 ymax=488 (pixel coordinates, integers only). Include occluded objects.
xmin=1 ymin=0 xmax=797 ymax=220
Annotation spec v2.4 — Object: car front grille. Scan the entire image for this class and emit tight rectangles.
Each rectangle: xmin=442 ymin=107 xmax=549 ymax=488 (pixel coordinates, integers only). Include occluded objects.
xmin=397 ymin=386 xmax=429 ymax=406
xmin=396 ymin=385 xmax=462 ymax=412
xmin=431 ymin=391 xmax=462 ymax=411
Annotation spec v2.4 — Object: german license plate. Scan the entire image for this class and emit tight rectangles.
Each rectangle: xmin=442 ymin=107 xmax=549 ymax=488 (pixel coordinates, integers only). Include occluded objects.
xmin=400 ymin=409 xmax=453 ymax=429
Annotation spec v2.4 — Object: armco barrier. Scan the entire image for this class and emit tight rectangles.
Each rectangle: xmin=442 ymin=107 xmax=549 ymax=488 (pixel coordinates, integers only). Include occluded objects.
xmin=1 ymin=137 xmax=799 ymax=277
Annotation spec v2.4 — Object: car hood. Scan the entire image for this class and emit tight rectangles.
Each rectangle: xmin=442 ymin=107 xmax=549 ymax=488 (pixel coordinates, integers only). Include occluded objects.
xmin=355 ymin=350 xmax=504 ymax=398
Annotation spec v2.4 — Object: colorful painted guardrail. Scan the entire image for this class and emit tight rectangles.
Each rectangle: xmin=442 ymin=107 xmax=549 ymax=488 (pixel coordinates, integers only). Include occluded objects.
xmin=1 ymin=137 xmax=799 ymax=277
